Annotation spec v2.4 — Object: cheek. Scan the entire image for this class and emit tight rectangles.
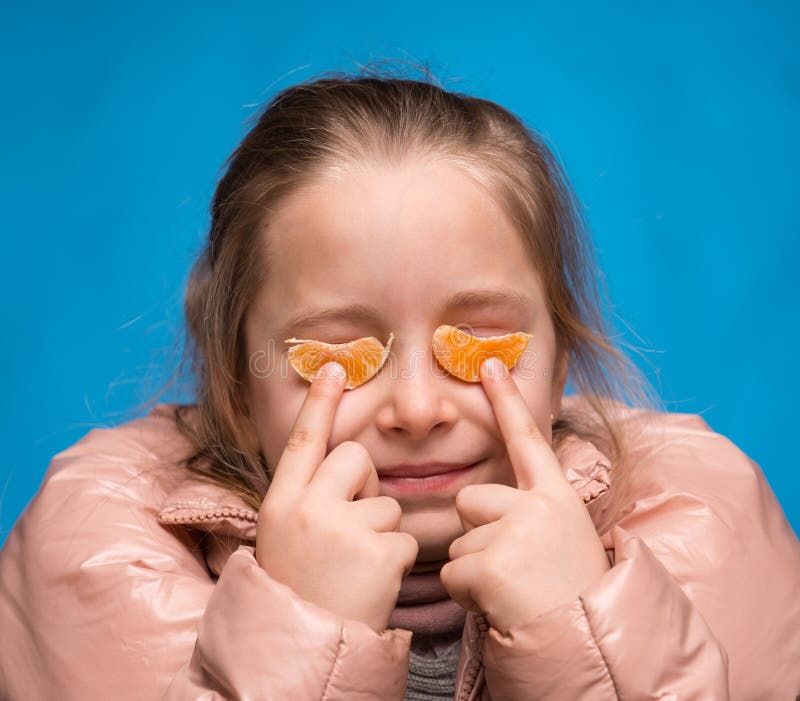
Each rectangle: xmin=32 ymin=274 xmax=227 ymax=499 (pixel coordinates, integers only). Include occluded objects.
xmin=247 ymin=375 xmax=305 ymax=468
xmin=250 ymin=376 xmax=368 ymax=469
xmin=476 ymin=358 xmax=550 ymax=416
xmin=509 ymin=371 xmax=555 ymax=435
xmin=478 ymin=457 xmax=517 ymax=490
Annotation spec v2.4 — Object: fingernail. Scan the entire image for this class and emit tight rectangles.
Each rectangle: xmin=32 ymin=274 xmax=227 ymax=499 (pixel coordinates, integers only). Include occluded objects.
xmin=317 ymin=362 xmax=346 ymax=380
xmin=482 ymin=357 xmax=508 ymax=379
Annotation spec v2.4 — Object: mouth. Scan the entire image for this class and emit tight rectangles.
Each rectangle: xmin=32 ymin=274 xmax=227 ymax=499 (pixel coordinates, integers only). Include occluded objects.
xmin=378 ymin=460 xmax=478 ymax=478
xmin=378 ymin=460 xmax=483 ymax=495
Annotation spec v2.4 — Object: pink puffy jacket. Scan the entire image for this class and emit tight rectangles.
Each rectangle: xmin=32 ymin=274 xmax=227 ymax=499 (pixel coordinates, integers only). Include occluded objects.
xmin=1 ymin=396 xmax=798 ymax=700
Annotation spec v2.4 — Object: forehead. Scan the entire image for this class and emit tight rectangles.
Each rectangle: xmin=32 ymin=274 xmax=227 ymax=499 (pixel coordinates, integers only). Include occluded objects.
xmin=253 ymin=158 xmax=543 ymax=331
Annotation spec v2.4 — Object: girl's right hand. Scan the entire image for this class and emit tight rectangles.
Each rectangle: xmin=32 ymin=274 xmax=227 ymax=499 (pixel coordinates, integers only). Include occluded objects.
xmin=254 ymin=361 xmax=419 ymax=634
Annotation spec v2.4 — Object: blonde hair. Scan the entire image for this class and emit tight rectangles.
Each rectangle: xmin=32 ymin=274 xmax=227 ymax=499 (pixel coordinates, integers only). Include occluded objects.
xmin=140 ymin=62 xmax=664 ymax=534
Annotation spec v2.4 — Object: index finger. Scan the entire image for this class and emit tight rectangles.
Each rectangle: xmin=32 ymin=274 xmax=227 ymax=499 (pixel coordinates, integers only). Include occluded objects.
xmin=268 ymin=361 xmax=347 ymax=498
xmin=479 ymin=357 xmax=563 ymax=492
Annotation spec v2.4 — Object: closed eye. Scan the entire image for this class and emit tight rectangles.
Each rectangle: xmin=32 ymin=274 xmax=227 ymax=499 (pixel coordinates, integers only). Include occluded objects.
xmin=290 ymin=325 xmax=514 ymax=346
xmin=450 ymin=323 xmax=512 ymax=338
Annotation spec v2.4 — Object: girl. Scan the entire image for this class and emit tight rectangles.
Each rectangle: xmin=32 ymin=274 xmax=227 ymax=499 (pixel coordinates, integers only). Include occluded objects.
xmin=1 ymin=67 xmax=798 ymax=700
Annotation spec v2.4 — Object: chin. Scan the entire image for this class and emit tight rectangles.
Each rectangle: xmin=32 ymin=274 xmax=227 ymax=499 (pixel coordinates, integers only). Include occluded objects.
xmin=399 ymin=506 xmax=463 ymax=562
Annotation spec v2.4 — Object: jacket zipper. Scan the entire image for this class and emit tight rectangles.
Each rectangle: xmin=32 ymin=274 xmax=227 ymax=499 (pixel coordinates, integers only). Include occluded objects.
xmin=457 ymin=613 xmax=488 ymax=701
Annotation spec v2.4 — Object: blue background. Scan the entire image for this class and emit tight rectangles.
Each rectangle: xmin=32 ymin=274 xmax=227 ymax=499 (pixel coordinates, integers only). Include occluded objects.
xmin=1 ymin=1 xmax=798 ymax=545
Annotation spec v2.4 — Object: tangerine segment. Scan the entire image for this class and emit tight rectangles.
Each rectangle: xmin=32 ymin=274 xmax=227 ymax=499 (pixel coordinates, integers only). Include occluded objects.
xmin=284 ymin=332 xmax=395 ymax=390
xmin=432 ymin=324 xmax=533 ymax=382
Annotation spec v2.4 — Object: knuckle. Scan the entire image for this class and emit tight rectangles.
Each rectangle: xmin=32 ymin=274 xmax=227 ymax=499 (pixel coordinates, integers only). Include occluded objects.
xmin=260 ymin=493 xmax=280 ymax=518
xmin=346 ymin=443 xmax=377 ymax=478
xmin=259 ymin=490 xmax=292 ymax=524
xmin=454 ymin=485 xmax=475 ymax=511
xmin=382 ymin=496 xmax=403 ymax=522
xmin=395 ymin=532 xmax=418 ymax=559
xmin=257 ymin=500 xmax=279 ymax=530
xmin=286 ymin=428 xmax=314 ymax=450
xmin=368 ymin=538 xmax=390 ymax=566
xmin=338 ymin=440 xmax=370 ymax=461
xmin=484 ymin=547 xmax=507 ymax=575
xmin=532 ymin=491 xmax=558 ymax=513
xmin=354 ymin=443 xmax=372 ymax=463
xmin=518 ymin=493 xmax=544 ymax=519
xmin=295 ymin=498 xmax=321 ymax=531
xmin=506 ymin=520 xmax=531 ymax=543
xmin=519 ymin=420 xmax=545 ymax=443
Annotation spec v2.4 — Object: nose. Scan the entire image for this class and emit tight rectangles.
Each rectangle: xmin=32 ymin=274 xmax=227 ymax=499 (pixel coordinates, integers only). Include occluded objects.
xmin=374 ymin=339 xmax=459 ymax=440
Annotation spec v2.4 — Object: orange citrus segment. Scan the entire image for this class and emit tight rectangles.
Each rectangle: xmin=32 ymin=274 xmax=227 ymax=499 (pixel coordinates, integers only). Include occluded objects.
xmin=284 ymin=332 xmax=395 ymax=390
xmin=431 ymin=324 xmax=532 ymax=382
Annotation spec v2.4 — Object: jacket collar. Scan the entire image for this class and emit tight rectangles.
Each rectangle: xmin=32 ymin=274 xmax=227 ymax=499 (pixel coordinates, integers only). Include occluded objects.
xmin=157 ymin=432 xmax=612 ymax=541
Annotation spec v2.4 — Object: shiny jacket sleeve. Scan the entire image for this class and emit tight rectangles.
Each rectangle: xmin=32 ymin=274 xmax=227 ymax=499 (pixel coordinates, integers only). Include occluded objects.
xmin=0 ymin=424 xmax=412 ymax=701
xmin=163 ymin=545 xmax=411 ymax=700
xmin=480 ymin=413 xmax=800 ymax=700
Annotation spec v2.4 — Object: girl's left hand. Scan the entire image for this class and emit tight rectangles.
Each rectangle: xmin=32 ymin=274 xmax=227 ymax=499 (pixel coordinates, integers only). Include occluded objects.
xmin=439 ymin=357 xmax=611 ymax=637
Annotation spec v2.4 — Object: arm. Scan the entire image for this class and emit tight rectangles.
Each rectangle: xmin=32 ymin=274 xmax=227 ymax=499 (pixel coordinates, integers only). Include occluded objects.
xmin=0 ymin=424 xmax=411 ymax=701
xmin=163 ymin=545 xmax=411 ymax=700
xmin=481 ymin=414 xmax=800 ymax=700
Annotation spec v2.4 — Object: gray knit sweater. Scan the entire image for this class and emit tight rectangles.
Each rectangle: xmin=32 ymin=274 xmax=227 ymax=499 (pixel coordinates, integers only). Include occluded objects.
xmin=404 ymin=630 xmax=463 ymax=700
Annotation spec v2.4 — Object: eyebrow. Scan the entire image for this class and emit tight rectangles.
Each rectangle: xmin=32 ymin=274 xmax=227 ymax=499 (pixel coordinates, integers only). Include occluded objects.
xmin=277 ymin=287 xmax=535 ymax=338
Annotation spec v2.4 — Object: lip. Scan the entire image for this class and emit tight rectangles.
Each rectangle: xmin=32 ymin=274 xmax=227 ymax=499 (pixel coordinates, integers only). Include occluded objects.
xmin=379 ymin=461 xmax=477 ymax=478
xmin=378 ymin=461 xmax=482 ymax=494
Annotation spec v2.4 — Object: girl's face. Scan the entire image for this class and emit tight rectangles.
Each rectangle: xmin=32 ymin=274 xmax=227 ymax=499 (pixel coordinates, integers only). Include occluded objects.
xmin=242 ymin=156 xmax=568 ymax=563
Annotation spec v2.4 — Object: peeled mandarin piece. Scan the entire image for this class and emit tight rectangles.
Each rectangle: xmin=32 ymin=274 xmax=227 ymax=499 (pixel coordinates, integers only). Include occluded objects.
xmin=431 ymin=324 xmax=533 ymax=382
xmin=284 ymin=332 xmax=395 ymax=390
